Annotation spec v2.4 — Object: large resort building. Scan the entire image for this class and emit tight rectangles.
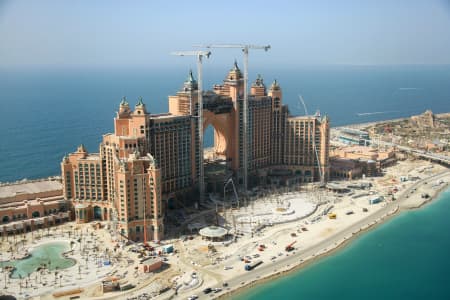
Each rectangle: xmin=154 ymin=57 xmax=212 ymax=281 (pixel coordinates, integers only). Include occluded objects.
xmin=61 ymin=63 xmax=330 ymax=242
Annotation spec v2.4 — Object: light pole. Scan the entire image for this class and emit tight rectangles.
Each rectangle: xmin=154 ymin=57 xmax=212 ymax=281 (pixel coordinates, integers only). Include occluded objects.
xmin=194 ymin=44 xmax=270 ymax=193
xmin=171 ymin=50 xmax=211 ymax=206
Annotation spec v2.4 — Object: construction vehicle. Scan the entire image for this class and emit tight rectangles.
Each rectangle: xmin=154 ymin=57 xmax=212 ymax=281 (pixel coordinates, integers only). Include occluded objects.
xmin=285 ymin=241 xmax=297 ymax=252
xmin=143 ymin=243 xmax=154 ymax=251
xmin=245 ymin=260 xmax=263 ymax=271
xmin=328 ymin=213 xmax=337 ymax=219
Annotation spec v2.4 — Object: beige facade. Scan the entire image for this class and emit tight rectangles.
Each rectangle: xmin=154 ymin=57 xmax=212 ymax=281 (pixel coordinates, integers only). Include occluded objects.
xmin=62 ymin=63 xmax=330 ymax=241
xmin=0 ymin=179 xmax=71 ymax=234
xmin=63 ymin=99 xmax=165 ymax=242
xmin=330 ymin=146 xmax=396 ymax=179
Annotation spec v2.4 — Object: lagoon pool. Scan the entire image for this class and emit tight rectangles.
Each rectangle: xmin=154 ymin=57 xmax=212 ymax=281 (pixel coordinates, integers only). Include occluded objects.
xmin=0 ymin=241 xmax=76 ymax=278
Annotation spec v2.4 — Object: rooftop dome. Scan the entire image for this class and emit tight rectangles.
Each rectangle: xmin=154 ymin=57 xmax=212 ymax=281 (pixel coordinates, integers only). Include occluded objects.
xmin=270 ymin=79 xmax=280 ymax=90
xmin=134 ymin=96 xmax=147 ymax=114
xmin=199 ymin=226 xmax=228 ymax=238
xmin=119 ymin=96 xmax=131 ymax=116
xmin=120 ymin=96 xmax=129 ymax=107
xmin=183 ymin=69 xmax=198 ymax=91
xmin=226 ymin=60 xmax=243 ymax=81
xmin=252 ymin=74 xmax=265 ymax=87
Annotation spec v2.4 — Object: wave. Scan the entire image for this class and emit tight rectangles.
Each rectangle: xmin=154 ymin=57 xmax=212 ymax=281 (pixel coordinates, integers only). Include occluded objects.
xmin=356 ymin=111 xmax=399 ymax=116
xmin=398 ymin=87 xmax=421 ymax=90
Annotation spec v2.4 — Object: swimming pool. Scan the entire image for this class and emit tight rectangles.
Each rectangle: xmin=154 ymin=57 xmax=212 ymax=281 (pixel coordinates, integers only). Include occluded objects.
xmin=0 ymin=241 xmax=76 ymax=278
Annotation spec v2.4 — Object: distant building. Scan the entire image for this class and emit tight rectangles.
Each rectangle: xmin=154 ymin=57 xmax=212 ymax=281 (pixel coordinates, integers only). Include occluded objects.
xmin=338 ymin=128 xmax=370 ymax=146
xmin=62 ymin=63 xmax=330 ymax=241
xmin=330 ymin=146 xmax=396 ymax=179
xmin=411 ymin=110 xmax=436 ymax=128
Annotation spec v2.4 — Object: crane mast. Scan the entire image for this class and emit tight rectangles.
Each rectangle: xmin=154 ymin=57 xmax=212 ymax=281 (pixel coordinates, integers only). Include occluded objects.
xmin=298 ymin=95 xmax=324 ymax=184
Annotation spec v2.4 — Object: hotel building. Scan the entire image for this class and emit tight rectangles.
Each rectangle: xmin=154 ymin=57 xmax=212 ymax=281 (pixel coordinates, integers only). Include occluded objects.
xmin=61 ymin=63 xmax=330 ymax=241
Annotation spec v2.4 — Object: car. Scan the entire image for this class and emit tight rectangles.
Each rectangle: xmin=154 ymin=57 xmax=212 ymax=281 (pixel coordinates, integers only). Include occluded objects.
xmin=188 ymin=295 xmax=198 ymax=300
xmin=203 ymin=287 xmax=212 ymax=294
xmin=223 ymin=266 xmax=233 ymax=270
xmin=213 ymin=288 xmax=222 ymax=293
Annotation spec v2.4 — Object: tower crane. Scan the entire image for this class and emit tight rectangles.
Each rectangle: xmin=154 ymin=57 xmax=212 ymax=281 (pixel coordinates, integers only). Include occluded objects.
xmin=194 ymin=44 xmax=270 ymax=193
xmin=171 ymin=50 xmax=211 ymax=205
xmin=297 ymin=95 xmax=324 ymax=185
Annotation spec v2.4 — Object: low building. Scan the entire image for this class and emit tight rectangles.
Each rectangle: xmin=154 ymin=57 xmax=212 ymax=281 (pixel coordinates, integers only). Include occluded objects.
xmin=330 ymin=146 xmax=396 ymax=180
xmin=329 ymin=158 xmax=363 ymax=180
xmin=139 ymin=257 xmax=163 ymax=273
xmin=0 ymin=179 xmax=71 ymax=233
xmin=338 ymin=128 xmax=370 ymax=146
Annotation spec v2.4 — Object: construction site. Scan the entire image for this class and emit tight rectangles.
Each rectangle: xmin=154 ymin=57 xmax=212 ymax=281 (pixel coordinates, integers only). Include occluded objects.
xmin=366 ymin=110 xmax=450 ymax=155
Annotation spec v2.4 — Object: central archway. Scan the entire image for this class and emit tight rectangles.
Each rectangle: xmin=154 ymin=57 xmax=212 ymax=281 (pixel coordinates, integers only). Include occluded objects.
xmin=203 ymin=110 xmax=234 ymax=161
xmin=203 ymin=110 xmax=235 ymax=193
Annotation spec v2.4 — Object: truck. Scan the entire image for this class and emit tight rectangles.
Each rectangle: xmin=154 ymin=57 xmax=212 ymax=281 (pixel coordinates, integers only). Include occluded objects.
xmin=245 ymin=260 xmax=263 ymax=271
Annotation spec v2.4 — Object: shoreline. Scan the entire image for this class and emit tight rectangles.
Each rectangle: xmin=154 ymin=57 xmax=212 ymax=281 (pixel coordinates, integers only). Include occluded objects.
xmin=219 ymin=171 xmax=450 ymax=300
xmin=331 ymin=111 xmax=450 ymax=130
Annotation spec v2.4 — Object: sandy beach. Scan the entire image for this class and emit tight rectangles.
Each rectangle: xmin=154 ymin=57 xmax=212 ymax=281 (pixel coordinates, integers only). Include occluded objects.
xmin=214 ymin=170 xmax=450 ymax=300
xmin=162 ymin=159 xmax=449 ymax=300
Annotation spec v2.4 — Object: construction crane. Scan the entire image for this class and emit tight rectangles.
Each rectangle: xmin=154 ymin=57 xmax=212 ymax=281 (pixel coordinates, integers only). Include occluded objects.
xmin=223 ymin=176 xmax=239 ymax=208
xmin=285 ymin=240 xmax=297 ymax=252
xmin=194 ymin=44 xmax=270 ymax=193
xmin=171 ymin=50 xmax=211 ymax=205
xmin=298 ymin=95 xmax=324 ymax=185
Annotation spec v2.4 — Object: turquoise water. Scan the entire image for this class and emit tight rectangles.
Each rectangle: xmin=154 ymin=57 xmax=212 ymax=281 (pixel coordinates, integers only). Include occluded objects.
xmin=235 ymin=189 xmax=450 ymax=300
xmin=0 ymin=242 xmax=75 ymax=279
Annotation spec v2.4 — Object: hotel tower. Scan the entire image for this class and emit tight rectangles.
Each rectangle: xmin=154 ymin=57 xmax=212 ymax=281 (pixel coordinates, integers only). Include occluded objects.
xmin=61 ymin=62 xmax=330 ymax=241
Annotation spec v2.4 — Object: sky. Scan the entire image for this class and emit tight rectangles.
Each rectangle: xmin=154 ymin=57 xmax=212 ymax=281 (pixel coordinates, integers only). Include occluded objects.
xmin=1 ymin=0 xmax=450 ymax=69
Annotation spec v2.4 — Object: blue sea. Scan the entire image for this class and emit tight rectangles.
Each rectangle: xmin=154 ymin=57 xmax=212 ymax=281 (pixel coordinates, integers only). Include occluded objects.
xmin=0 ymin=65 xmax=450 ymax=299
xmin=1 ymin=65 xmax=449 ymax=183
xmin=235 ymin=189 xmax=450 ymax=300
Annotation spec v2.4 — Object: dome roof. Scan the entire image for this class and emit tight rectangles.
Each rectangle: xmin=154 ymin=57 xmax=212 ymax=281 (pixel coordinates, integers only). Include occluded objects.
xmin=252 ymin=74 xmax=265 ymax=87
xmin=270 ymin=79 xmax=280 ymax=90
xmin=134 ymin=96 xmax=147 ymax=114
xmin=226 ymin=60 xmax=243 ymax=80
xmin=77 ymin=144 xmax=87 ymax=153
xmin=183 ymin=69 xmax=198 ymax=91
xmin=120 ymin=96 xmax=129 ymax=107
xmin=199 ymin=226 xmax=227 ymax=238
xmin=135 ymin=96 xmax=145 ymax=107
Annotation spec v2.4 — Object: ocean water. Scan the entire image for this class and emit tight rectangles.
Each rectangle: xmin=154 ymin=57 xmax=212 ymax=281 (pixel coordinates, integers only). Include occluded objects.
xmin=235 ymin=189 xmax=450 ymax=300
xmin=0 ymin=65 xmax=450 ymax=183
